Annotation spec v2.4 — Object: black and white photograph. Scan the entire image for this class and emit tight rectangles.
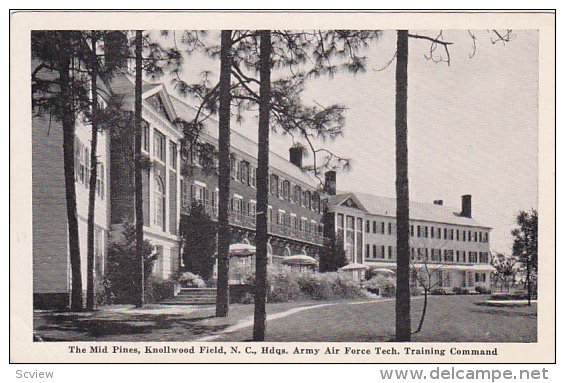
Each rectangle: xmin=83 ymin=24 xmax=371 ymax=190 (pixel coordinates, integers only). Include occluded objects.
xmin=10 ymin=10 xmax=555 ymax=364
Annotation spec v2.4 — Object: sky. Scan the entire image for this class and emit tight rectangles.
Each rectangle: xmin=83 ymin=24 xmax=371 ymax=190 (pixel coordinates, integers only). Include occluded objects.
xmin=154 ymin=30 xmax=539 ymax=255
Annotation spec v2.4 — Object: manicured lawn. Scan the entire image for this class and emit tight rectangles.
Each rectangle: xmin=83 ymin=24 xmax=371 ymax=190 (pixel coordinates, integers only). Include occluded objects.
xmin=34 ymin=295 xmax=536 ymax=343
xmin=33 ymin=300 xmax=345 ymax=342
xmin=215 ymin=295 xmax=537 ymax=342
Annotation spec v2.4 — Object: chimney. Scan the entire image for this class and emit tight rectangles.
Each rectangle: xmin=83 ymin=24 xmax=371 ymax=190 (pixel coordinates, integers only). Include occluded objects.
xmin=461 ymin=194 xmax=472 ymax=218
xmin=104 ymin=31 xmax=129 ymax=71
xmin=324 ymin=171 xmax=336 ymax=196
xmin=289 ymin=146 xmax=303 ymax=168
xmin=433 ymin=200 xmax=443 ymax=206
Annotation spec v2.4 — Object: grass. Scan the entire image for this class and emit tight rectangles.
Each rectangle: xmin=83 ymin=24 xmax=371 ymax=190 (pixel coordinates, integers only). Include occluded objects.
xmin=215 ymin=295 xmax=537 ymax=342
xmin=33 ymin=295 xmax=536 ymax=343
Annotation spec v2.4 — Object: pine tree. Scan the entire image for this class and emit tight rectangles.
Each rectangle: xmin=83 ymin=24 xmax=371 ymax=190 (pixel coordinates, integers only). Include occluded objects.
xmin=253 ymin=30 xmax=272 ymax=341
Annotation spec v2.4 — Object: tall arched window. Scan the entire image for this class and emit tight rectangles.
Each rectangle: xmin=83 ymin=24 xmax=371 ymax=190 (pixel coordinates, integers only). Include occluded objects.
xmin=154 ymin=176 xmax=166 ymax=230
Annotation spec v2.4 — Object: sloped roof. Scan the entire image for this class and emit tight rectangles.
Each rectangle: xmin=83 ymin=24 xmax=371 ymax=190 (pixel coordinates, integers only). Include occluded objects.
xmin=169 ymin=95 xmax=321 ymax=189
xmin=333 ymin=192 xmax=491 ymax=229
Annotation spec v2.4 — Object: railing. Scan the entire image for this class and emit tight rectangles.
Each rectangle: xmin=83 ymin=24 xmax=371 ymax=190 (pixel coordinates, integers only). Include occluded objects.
xmin=195 ymin=202 xmax=324 ymax=245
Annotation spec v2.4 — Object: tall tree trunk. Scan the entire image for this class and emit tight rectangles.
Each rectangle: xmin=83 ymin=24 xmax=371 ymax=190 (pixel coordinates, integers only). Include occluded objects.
xmin=395 ymin=30 xmax=411 ymax=342
xmin=216 ymin=30 xmax=233 ymax=317
xmin=86 ymin=33 xmax=99 ymax=310
xmin=59 ymin=32 xmax=83 ymax=311
xmin=134 ymin=30 xmax=145 ymax=308
xmin=253 ymin=30 xmax=272 ymax=341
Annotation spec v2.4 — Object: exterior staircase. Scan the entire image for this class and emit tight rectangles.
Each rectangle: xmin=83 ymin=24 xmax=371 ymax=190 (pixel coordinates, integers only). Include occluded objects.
xmin=161 ymin=287 xmax=217 ymax=306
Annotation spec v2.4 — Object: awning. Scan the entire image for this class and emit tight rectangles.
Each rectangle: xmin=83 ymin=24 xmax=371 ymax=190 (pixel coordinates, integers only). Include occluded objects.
xmin=340 ymin=263 xmax=369 ymax=271
xmin=282 ymin=254 xmax=319 ymax=266
xmin=369 ymin=267 xmax=396 ymax=275
xmin=228 ymin=243 xmax=256 ymax=257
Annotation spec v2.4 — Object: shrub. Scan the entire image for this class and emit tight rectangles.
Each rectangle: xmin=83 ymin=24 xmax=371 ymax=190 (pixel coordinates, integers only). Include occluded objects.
xmin=453 ymin=286 xmax=470 ymax=295
xmin=430 ymin=288 xmax=448 ymax=295
xmin=236 ymin=265 xmax=366 ymax=303
xmin=103 ymin=222 xmax=156 ymax=304
xmin=364 ymin=275 xmax=396 ymax=297
xmin=475 ymin=285 xmax=492 ymax=295
xmin=206 ymin=277 xmax=218 ymax=288
xmin=145 ymin=277 xmax=178 ymax=303
xmin=491 ymin=291 xmax=533 ymax=300
xmin=175 ymin=271 xmax=206 ymax=288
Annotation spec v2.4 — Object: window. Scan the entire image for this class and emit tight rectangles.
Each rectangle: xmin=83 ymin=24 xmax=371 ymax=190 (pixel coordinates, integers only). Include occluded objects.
xmin=250 ymin=167 xmax=257 ymax=188
xmin=388 ymin=246 xmax=393 ymax=259
xmin=169 ymin=141 xmax=178 ymax=170
xmin=388 ymin=222 xmax=392 ymax=235
xmin=431 ymin=227 xmax=435 ymax=238
xmin=424 ymin=226 xmax=428 ymax=238
xmin=141 ymin=121 xmax=150 ymax=152
xmin=282 ymin=180 xmax=291 ymax=201
xmin=475 ymin=273 xmax=486 ymax=283
xmin=312 ymin=193 xmax=320 ymax=212
xmin=410 ymin=225 xmax=414 ymax=237
xmin=444 ymin=250 xmax=454 ymax=262
xmin=366 ymin=220 xmax=370 ymax=233
xmin=154 ymin=176 xmax=166 ymax=230
xmin=456 ymin=229 xmax=460 ymax=241
xmin=153 ymin=129 xmax=166 ymax=162
xmin=356 ymin=217 xmax=363 ymax=262
xmin=240 ymin=161 xmax=250 ymax=184
xmin=249 ymin=201 xmax=257 ymax=218
xmin=181 ymin=180 xmax=190 ymax=208
xmin=303 ymin=190 xmax=311 ymax=209
xmin=381 ymin=245 xmax=386 ymax=259
xmin=373 ymin=245 xmax=377 ymax=259
xmin=230 ymin=156 xmax=236 ymax=178
xmin=233 ymin=198 xmax=242 ymax=221
xmin=431 ymin=249 xmax=440 ymax=262
xmin=270 ymin=174 xmax=279 ymax=196
xmin=484 ymin=232 xmax=489 ymax=243
xmin=191 ymin=184 xmax=206 ymax=203
xmin=337 ymin=214 xmax=345 ymax=243
xmin=463 ymin=230 xmax=466 ymax=241
xmin=277 ymin=210 xmax=284 ymax=225
xmin=443 ymin=271 xmax=452 ymax=287
xmin=468 ymin=252 xmax=478 ymax=263
xmin=95 ymin=163 xmax=105 ymax=199
xmin=373 ymin=221 xmax=377 ymax=234
xmin=381 ymin=222 xmax=385 ymax=234
xmin=437 ymin=227 xmax=441 ymax=239
xmin=236 ymin=161 xmax=242 ymax=181
xmin=366 ymin=244 xmax=371 ymax=258
xmin=417 ymin=225 xmax=421 ymax=238
xmin=461 ymin=251 xmax=466 ymax=263
xmin=345 ymin=216 xmax=355 ymax=261
xmin=292 ymin=185 xmax=301 ymax=204
xmin=74 ymin=140 xmax=90 ymax=186
xmin=449 ymin=229 xmax=454 ymax=240
xmin=444 ymin=228 xmax=448 ymax=239
xmin=479 ymin=252 xmax=489 ymax=264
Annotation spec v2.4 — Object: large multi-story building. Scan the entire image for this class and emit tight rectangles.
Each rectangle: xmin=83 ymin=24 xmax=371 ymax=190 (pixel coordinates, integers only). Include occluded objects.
xmin=326 ymin=186 xmax=495 ymax=291
xmin=32 ymin=39 xmax=494 ymax=308
xmin=32 ymin=62 xmax=326 ymax=308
